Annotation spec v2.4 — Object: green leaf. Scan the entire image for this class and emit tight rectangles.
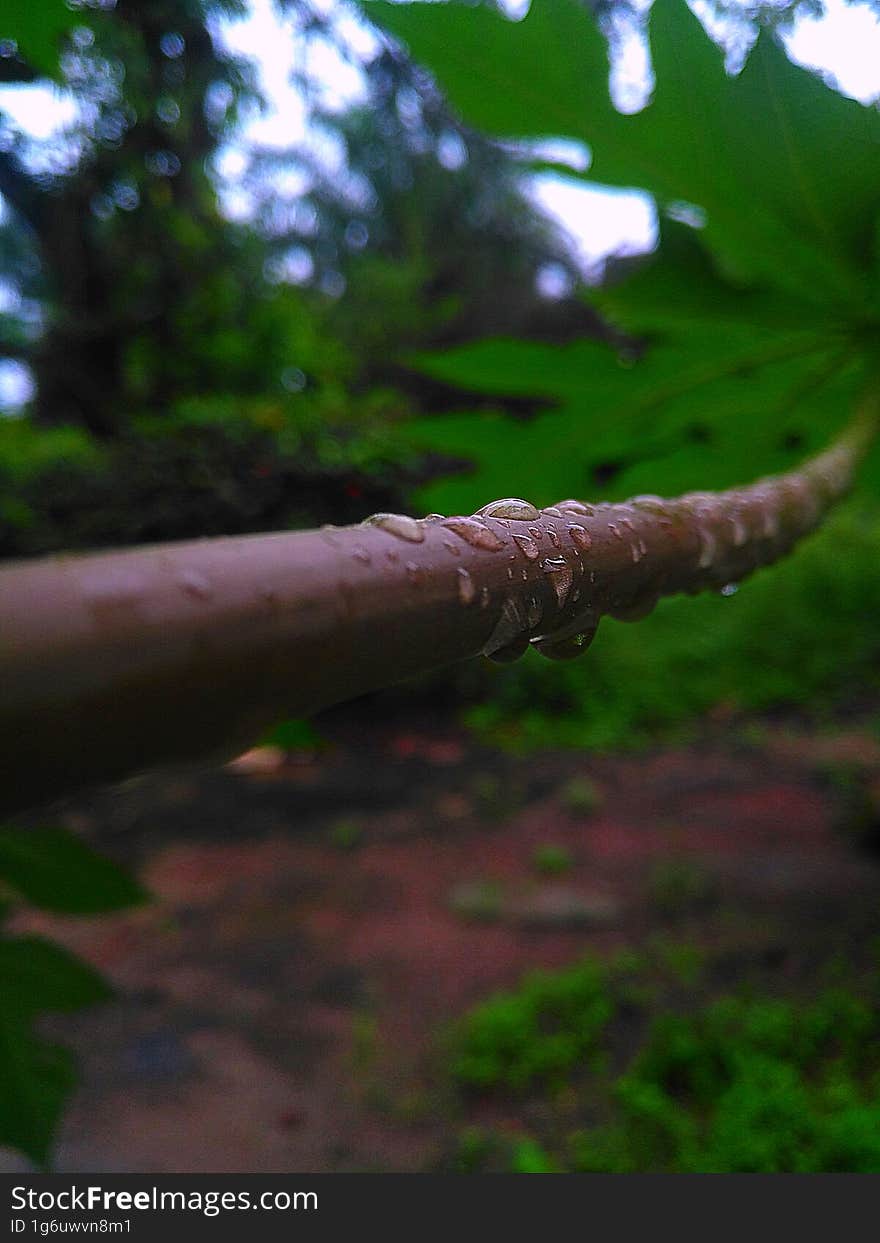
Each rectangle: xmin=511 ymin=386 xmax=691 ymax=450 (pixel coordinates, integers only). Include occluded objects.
xmin=0 ymin=1 xmax=80 ymax=80
xmin=0 ymin=826 xmax=147 ymax=914
xmin=401 ymin=222 xmax=858 ymax=512
xmin=0 ymin=937 xmax=111 ymax=1166
xmin=365 ymin=0 xmax=880 ymax=309
xmin=0 ymin=1011 xmax=76 ymax=1167
xmin=0 ymin=935 xmax=111 ymax=1017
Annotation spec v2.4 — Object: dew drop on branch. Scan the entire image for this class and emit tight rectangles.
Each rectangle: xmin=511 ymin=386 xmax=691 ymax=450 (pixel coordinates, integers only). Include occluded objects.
xmin=568 ymin=525 xmax=592 ymax=551
xmin=478 ymin=498 xmax=539 ymax=521
xmin=456 ymin=567 xmax=476 ymax=605
xmin=366 ymin=513 xmax=425 ymax=543
xmin=512 ymin=533 xmax=540 ymax=560
xmin=541 ymin=556 xmax=573 ymax=608
xmin=442 ymin=518 xmax=506 ymax=551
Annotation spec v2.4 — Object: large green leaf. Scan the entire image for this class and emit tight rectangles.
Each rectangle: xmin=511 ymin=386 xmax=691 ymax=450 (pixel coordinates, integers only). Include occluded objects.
xmin=365 ymin=0 xmax=880 ymax=308
xmin=0 ymin=1 xmax=79 ymax=80
xmin=402 ymin=215 xmax=862 ymax=511
xmin=0 ymin=935 xmax=111 ymax=1017
xmin=0 ymin=937 xmax=111 ymax=1166
xmin=0 ymin=1012 xmax=76 ymax=1167
xmin=0 ymin=825 xmax=147 ymax=914
xmin=364 ymin=1 xmax=880 ymax=510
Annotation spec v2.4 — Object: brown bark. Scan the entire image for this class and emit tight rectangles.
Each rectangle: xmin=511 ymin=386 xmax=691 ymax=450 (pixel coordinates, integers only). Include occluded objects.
xmin=0 ymin=400 xmax=875 ymax=817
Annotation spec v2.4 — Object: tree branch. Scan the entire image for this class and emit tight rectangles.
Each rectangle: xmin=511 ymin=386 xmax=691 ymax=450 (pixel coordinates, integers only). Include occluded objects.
xmin=1 ymin=397 xmax=876 ymax=817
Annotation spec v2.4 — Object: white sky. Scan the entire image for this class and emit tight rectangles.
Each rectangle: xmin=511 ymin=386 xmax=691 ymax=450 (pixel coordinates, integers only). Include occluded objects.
xmin=1 ymin=0 xmax=880 ymax=407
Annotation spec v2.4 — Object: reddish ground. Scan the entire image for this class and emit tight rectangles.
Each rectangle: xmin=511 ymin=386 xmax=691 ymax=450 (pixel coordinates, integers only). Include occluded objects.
xmin=5 ymin=712 xmax=880 ymax=1172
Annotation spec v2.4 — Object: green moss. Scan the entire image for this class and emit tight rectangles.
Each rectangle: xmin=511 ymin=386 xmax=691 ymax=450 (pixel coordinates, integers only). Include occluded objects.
xmin=448 ymin=953 xmax=880 ymax=1173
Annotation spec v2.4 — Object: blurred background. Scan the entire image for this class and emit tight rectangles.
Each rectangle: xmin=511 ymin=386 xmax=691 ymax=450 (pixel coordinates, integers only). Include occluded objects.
xmin=3 ymin=0 xmax=880 ymax=1173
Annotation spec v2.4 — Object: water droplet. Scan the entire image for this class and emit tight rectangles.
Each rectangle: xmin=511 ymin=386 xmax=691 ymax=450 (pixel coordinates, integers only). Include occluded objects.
xmin=542 ymin=506 xmax=563 ymax=518
xmin=548 ymin=528 xmax=560 ymax=547
xmin=352 ymin=546 xmax=371 ymax=565
xmin=568 ymin=524 xmax=593 ymax=551
xmin=425 ymin=513 xmax=445 ymax=521
xmin=528 ymin=527 xmax=543 ymax=540
xmin=697 ymin=526 xmax=716 ymax=569
xmin=482 ymin=596 xmax=527 ymax=657
xmin=761 ymin=507 xmax=780 ymax=539
xmin=720 ymin=582 xmax=739 ymax=597
xmin=406 ymin=561 xmax=424 ymax=585
xmin=630 ymin=543 xmax=642 ymax=564
xmin=729 ymin=507 xmax=748 ymax=547
xmin=480 ymin=586 xmax=491 ymax=609
xmin=557 ymin=499 xmax=595 ymax=516
xmin=367 ymin=512 xmax=425 ymax=543
xmin=443 ymin=518 xmax=505 ymax=551
xmin=571 ymin=588 xmax=581 ymax=604
xmin=507 ymin=566 xmax=514 ymax=580
xmin=479 ymin=497 xmax=539 ymax=522
xmin=526 ymin=596 xmax=543 ymax=628
xmin=487 ymin=634 xmax=531 ymax=664
xmin=443 ymin=540 xmax=461 ymax=556
xmin=534 ymin=623 xmax=598 ymax=662
xmin=512 ymin=533 xmax=540 ymax=561
xmin=178 ymin=570 xmax=212 ymax=600
xmin=541 ymin=556 xmax=573 ymax=608
xmin=608 ymin=523 xmax=624 ymax=541
xmin=521 ymin=569 xmax=529 ymax=581
xmin=610 ymin=594 xmax=658 ymax=622
xmin=630 ymin=494 xmax=665 ymax=508
xmin=457 ymin=567 xmax=476 ymax=605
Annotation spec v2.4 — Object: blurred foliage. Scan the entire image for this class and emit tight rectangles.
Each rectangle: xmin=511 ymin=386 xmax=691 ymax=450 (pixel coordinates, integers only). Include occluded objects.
xmin=447 ymin=949 xmax=880 ymax=1172
xmin=0 ymin=824 xmax=144 ymax=1167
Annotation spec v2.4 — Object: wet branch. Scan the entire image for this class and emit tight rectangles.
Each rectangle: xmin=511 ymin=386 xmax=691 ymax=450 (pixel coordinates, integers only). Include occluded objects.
xmin=1 ymin=398 xmax=876 ymax=816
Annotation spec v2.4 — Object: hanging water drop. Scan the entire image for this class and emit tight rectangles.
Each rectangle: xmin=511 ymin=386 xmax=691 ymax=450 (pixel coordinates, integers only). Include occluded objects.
xmin=720 ymin=582 xmax=739 ymax=597
xmin=533 ymin=623 xmax=598 ymax=662
xmin=352 ymin=546 xmax=371 ymax=565
xmin=487 ymin=634 xmax=531 ymax=664
xmin=482 ymin=596 xmax=527 ymax=657
xmin=542 ymin=556 xmax=573 ymax=608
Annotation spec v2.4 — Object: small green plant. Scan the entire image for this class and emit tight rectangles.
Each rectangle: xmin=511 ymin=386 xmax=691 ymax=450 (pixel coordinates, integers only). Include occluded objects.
xmin=560 ymin=777 xmax=602 ymax=817
xmin=649 ymin=860 xmax=717 ymax=920
xmin=447 ymin=950 xmax=880 ymax=1173
xmin=329 ymin=818 xmax=364 ymax=850
xmin=451 ymin=956 xmax=613 ymax=1091
xmin=448 ymin=879 xmax=505 ymax=924
xmin=531 ymin=844 xmax=573 ymax=877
